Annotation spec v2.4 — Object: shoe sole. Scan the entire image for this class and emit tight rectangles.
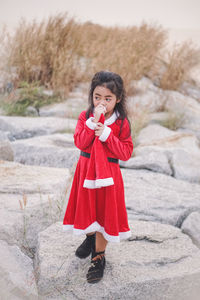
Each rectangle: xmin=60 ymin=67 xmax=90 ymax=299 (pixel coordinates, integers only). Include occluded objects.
xmin=75 ymin=251 xmax=91 ymax=259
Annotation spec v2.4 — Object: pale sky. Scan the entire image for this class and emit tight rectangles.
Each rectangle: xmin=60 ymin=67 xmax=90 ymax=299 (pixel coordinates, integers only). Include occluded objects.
xmin=0 ymin=0 xmax=200 ymax=30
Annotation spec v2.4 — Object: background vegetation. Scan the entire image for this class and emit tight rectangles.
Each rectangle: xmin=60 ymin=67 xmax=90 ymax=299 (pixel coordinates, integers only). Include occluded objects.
xmin=0 ymin=13 xmax=200 ymax=115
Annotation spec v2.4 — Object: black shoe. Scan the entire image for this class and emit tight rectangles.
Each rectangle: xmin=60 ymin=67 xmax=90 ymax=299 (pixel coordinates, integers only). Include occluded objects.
xmin=86 ymin=251 xmax=106 ymax=284
xmin=75 ymin=233 xmax=96 ymax=259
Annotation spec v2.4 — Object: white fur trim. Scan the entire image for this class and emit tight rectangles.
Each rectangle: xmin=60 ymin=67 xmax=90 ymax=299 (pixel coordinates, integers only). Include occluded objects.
xmin=104 ymin=111 xmax=119 ymax=125
xmin=83 ymin=177 xmax=114 ymax=189
xmin=63 ymin=221 xmax=132 ymax=243
xmin=99 ymin=126 xmax=111 ymax=142
xmin=86 ymin=117 xmax=97 ymax=130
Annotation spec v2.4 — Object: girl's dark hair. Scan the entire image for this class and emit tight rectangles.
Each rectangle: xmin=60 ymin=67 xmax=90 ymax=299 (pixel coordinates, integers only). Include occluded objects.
xmin=86 ymin=70 xmax=130 ymax=134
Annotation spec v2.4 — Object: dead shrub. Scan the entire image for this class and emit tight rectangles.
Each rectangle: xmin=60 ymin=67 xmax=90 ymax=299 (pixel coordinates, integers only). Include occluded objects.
xmin=159 ymin=42 xmax=200 ymax=90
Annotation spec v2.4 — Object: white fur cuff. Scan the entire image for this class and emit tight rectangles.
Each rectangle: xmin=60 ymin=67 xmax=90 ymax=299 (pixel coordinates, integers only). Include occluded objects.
xmin=86 ymin=117 xmax=97 ymax=130
xmin=99 ymin=126 xmax=111 ymax=142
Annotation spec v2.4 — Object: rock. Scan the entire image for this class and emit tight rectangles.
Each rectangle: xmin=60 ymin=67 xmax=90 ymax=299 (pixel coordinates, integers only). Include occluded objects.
xmin=181 ymin=211 xmax=200 ymax=248
xmin=39 ymin=87 xmax=88 ymax=118
xmin=0 ymin=115 xmax=77 ymax=141
xmin=120 ymin=151 xmax=172 ymax=176
xmin=136 ymin=124 xmax=199 ymax=154
xmin=0 ymin=240 xmax=38 ymax=300
xmin=0 ymin=131 xmax=14 ymax=161
xmin=24 ymin=106 xmax=39 ymax=117
xmin=171 ymin=149 xmax=200 ymax=183
xmin=149 ymin=111 xmax=172 ymax=125
xmin=42 ymin=90 xmax=54 ymax=97
xmin=179 ymin=82 xmax=200 ymax=101
xmin=128 ymin=77 xmax=166 ymax=113
xmin=0 ymin=160 xmax=71 ymax=254
xmin=35 ymin=220 xmax=200 ymax=300
xmin=121 ymin=168 xmax=200 ymax=226
xmin=12 ymin=133 xmax=79 ymax=168
xmin=164 ymin=90 xmax=200 ymax=139
xmin=134 ymin=124 xmax=200 ymax=183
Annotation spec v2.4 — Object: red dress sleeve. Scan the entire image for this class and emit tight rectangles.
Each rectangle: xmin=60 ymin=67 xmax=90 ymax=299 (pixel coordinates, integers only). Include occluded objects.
xmin=103 ymin=118 xmax=133 ymax=161
xmin=74 ymin=111 xmax=95 ymax=150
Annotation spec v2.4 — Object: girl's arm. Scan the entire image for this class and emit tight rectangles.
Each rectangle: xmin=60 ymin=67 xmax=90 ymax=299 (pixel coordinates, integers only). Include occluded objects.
xmin=99 ymin=118 xmax=133 ymax=161
xmin=74 ymin=111 xmax=96 ymax=150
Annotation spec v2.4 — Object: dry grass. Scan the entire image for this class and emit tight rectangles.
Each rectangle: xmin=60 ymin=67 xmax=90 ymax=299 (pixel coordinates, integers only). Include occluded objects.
xmin=159 ymin=42 xmax=200 ymax=90
xmin=4 ymin=13 xmax=82 ymax=97
xmin=77 ymin=22 xmax=167 ymax=94
xmin=1 ymin=15 xmax=167 ymax=97
xmin=1 ymin=13 xmax=200 ymax=101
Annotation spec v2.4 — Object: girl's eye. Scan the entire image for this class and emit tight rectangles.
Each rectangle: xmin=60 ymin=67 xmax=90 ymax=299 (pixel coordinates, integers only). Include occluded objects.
xmin=106 ymin=98 xmax=111 ymax=102
xmin=95 ymin=96 xmax=100 ymax=100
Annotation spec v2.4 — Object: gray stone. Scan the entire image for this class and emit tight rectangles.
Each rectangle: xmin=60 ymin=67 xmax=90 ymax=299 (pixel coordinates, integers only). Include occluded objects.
xmin=0 ymin=240 xmax=38 ymax=300
xmin=164 ymin=90 xmax=200 ymax=139
xmin=128 ymin=77 xmax=166 ymax=113
xmin=171 ymin=149 xmax=200 ymax=183
xmin=149 ymin=111 xmax=171 ymax=125
xmin=134 ymin=124 xmax=200 ymax=183
xmin=0 ymin=160 xmax=71 ymax=254
xmin=0 ymin=140 xmax=14 ymax=161
xmin=120 ymin=151 xmax=172 ymax=175
xmin=24 ymin=106 xmax=39 ymax=116
xmin=121 ymin=168 xmax=200 ymax=226
xmin=0 ymin=115 xmax=77 ymax=141
xmin=12 ymin=133 xmax=79 ymax=168
xmin=35 ymin=221 xmax=200 ymax=300
xmin=179 ymin=81 xmax=200 ymax=101
xmin=182 ymin=211 xmax=200 ymax=248
xmin=39 ymin=87 xmax=88 ymax=118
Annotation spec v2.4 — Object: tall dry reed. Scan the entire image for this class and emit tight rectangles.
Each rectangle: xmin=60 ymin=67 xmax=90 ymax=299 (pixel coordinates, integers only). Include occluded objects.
xmin=5 ymin=13 xmax=82 ymax=96
xmin=159 ymin=42 xmax=200 ymax=90
xmin=1 ymin=14 xmax=200 ymax=98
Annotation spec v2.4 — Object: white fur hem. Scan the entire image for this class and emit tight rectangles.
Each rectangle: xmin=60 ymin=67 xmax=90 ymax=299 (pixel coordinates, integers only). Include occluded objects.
xmin=99 ymin=126 xmax=111 ymax=142
xmin=63 ymin=221 xmax=132 ymax=242
xmin=86 ymin=117 xmax=97 ymax=130
xmin=83 ymin=177 xmax=114 ymax=189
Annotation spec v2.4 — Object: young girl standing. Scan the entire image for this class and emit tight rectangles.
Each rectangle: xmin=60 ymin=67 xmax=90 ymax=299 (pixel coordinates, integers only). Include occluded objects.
xmin=63 ymin=70 xmax=133 ymax=284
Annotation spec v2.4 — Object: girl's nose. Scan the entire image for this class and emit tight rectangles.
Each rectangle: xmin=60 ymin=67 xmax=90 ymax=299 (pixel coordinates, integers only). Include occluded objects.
xmin=100 ymin=99 xmax=106 ymax=105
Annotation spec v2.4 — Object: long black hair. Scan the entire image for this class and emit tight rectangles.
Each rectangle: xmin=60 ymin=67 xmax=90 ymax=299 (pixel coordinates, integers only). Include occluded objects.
xmin=86 ymin=70 xmax=130 ymax=134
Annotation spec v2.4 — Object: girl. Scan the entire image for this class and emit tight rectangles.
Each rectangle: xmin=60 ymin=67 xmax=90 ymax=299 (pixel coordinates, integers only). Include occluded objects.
xmin=63 ymin=70 xmax=133 ymax=284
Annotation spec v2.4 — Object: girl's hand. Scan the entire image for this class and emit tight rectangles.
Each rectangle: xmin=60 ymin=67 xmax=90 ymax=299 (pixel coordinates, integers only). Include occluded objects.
xmin=95 ymin=122 xmax=105 ymax=136
xmin=93 ymin=104 xmax=106 ymax=123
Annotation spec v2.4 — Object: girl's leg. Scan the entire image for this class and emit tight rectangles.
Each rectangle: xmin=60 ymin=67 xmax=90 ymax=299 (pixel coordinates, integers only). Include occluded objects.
xmin=95 ymin=232 xmax=108 ymax=252
xmin=87 ymin=232 xmax=107 ymax=283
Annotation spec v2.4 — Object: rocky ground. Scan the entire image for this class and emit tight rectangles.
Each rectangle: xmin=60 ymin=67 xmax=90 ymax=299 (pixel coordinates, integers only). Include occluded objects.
xmin=0 ymin=78 xmax=200 ymax=299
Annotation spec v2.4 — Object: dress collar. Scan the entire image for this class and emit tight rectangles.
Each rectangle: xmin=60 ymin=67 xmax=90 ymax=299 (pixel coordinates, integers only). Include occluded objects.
xmin=104 ymin=111 xmax=119 ymax=125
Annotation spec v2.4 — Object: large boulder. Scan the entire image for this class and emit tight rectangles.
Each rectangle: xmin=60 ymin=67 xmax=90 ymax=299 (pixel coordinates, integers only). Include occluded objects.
xmin=39 ymin=86 xmax=88 ymax=118
xmin=121 ymin=168 xmax=200 ymax=226
xmin=0 ymin=115 xmax=77 ymax=140
xmin=0 ymin=160 xmax=71 ymax=255
xmin=0 ymin=131 xmax=14 ymax=161
xmin=12 ymin=133 xmax=79 ymax=168
xmin=133 ymin=124 xmax=200 ymax=183
xmin=120 ymin=151 xmax=172 ymax=176
xmin=181 ymin=211 xmax=200 ymax=248
xmin=35 ymin=220 xmax=200 ymax=300
xmin=164 ymin=90 xmax=200 ymax=139
xmin=128 ymin=77 xmax=166 ymax=113
xmin=0 ymin=240 xmax=38 ymax=300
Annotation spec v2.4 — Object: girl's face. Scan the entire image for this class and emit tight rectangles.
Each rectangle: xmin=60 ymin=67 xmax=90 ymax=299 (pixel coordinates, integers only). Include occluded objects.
xmin=93 ymin=85 xmax=120 ymax=119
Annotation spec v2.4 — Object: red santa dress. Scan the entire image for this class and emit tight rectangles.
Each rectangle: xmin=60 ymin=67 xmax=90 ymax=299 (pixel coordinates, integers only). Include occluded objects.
xmin=62 ymin=110 xmax=133 ymax=242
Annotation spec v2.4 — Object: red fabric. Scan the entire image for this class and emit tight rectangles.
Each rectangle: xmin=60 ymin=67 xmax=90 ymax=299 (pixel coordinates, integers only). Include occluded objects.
xmin=63 ymin=110 xmax=133 ymax=240
xmin=83 ymin=113 xmax=114 ymax=189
